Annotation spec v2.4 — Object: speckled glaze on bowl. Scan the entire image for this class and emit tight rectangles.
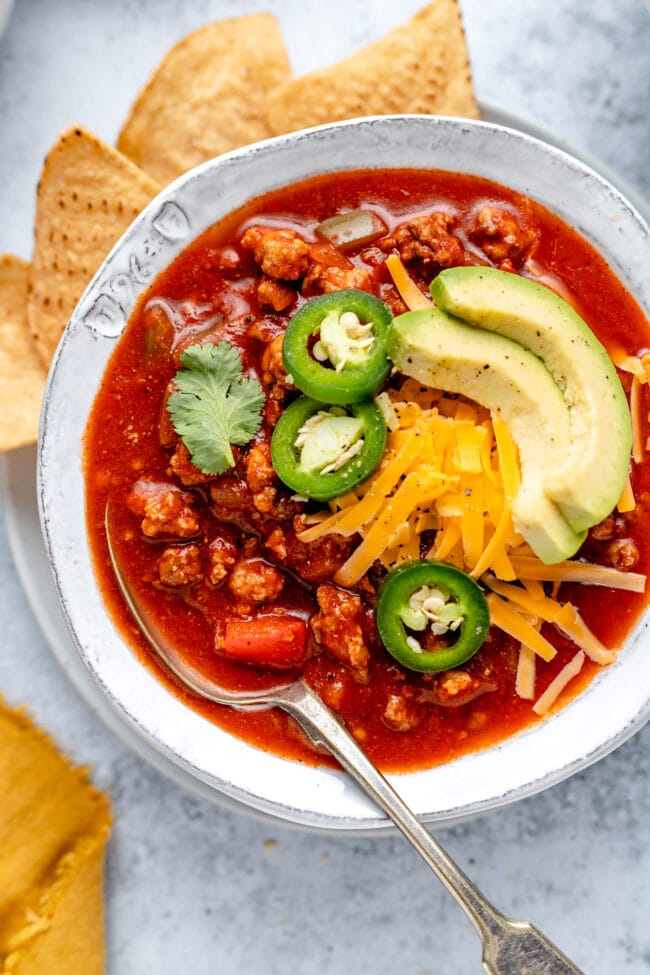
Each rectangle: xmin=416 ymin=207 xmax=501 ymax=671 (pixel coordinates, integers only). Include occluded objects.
xmin=38 ymin=115 xmax=650 ymax=830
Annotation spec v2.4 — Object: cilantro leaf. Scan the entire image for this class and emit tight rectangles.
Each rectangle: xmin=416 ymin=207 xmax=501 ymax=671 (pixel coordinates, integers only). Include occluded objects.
xmin=166 ymin=341 xmax=265 ymax=475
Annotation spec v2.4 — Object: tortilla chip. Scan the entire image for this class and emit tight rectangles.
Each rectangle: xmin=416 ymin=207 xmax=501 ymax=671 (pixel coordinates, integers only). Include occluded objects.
xmin=117 ymin=13 xmax=292 ymax=185
xmin=28 ymin=126 xmax=159 ymax=369
xmin=0 ymin=699 xmax=111 ymax=974
xmin=0 ymin=255 xmax=46 ymax=450
xmin=267 ymin=0 xmax=478 ymax=135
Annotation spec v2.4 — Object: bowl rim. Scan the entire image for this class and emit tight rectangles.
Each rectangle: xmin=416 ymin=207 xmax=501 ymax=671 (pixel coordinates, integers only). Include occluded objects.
xmin=38 ymin=113 xmax=650 ymax=830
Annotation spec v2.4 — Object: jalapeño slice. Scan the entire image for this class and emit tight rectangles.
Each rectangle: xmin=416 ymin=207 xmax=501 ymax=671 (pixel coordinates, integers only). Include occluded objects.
xmin=271 ymin=395 xmax=387 ymax=502
xmin=376 ymin=560 xmax=490 ymax=673
xmin=282 ymin=290 xmax=392 ymax=405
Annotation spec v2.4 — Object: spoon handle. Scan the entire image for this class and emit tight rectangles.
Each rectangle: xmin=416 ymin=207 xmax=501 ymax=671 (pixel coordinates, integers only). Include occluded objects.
xmin=276 ymin=680 xmax=586 ymax=975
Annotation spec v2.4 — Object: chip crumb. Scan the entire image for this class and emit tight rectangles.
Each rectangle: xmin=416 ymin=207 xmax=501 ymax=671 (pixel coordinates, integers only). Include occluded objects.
xmin=263 ymin=839 xmax=278 ymax=851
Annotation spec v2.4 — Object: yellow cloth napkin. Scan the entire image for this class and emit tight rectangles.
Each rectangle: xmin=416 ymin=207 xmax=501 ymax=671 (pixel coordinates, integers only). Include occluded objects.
xmin=0 ymin=699 xmax=112 ymax=974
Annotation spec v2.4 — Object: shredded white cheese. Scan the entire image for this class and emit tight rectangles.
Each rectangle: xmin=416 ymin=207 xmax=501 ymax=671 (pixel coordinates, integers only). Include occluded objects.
xmin=533 ymin=651 xmax=586 ymax=715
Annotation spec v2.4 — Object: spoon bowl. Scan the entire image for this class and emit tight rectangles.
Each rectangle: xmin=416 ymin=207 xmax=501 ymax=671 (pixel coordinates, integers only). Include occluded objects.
xmin=106 ymin=505 xmax=296 ymax=713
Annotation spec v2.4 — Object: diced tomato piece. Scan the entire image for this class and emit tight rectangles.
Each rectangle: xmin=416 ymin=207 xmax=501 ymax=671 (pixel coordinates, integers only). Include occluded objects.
xmin=223 ymin=616 xmax=308 ymax=669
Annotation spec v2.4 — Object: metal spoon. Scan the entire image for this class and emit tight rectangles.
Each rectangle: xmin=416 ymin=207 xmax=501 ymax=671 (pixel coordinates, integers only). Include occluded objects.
xmin=106 ymin=509 xmax=586 ymax=975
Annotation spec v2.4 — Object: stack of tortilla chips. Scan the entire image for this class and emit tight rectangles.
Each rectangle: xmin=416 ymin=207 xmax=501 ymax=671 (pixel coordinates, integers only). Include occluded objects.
xmin=0 ymin=1 xmax=477 ymax=452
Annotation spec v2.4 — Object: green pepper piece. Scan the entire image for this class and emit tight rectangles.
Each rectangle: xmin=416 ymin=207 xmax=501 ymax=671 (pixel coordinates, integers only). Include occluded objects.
xmin=282 ymin=290 xmax=392 ymax=405
xmin=271 ymin=395 xmax=387 ymax=501
xmin=375 ymin=560 xmax=490 ymax=673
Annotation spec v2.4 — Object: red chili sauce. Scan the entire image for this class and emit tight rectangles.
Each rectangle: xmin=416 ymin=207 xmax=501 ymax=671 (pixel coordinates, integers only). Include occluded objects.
xmin=85 ymin=168 xmax=650 ymax=773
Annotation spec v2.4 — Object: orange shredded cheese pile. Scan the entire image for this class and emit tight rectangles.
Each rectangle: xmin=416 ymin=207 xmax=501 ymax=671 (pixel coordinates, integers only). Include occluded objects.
xmin=300 ymin=387 xmax=523 ymax=586
xmin=298 ymin=375 xmax=646 ymax=715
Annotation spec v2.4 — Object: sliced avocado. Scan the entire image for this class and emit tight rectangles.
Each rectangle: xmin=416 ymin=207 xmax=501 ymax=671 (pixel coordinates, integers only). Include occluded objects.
xmin=430 ymin=266 xmax=632 ymax=533
xmin=388 ymin=307 xmax=585 ymax=563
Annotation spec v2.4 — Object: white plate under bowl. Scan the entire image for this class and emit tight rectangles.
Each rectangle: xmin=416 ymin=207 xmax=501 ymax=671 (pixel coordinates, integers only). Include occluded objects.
xmin=12 ymin=105 xmax=650 ymax=831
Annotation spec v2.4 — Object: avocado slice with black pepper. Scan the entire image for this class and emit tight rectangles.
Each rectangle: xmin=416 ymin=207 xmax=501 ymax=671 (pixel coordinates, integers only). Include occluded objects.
xmin=430 ymin=266 xmax=632 ymax=533
xmin=388 ymin=306 xmax=585 ymax=564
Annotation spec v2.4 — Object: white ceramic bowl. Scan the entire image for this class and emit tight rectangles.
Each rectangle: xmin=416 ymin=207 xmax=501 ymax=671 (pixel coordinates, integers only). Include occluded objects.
xmin=38 ymin=115 xmax=650 ymax=830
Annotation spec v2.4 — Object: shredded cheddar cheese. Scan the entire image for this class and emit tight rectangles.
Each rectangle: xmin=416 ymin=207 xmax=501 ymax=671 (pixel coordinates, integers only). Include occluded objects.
xmin=297 ymin=334 xmax=646 ymax=715
xmin=301 ymin=392 xmax=526 ymax=588
xmin=533 ymin=652 xmax=586 ymax=715
xmin=483 ymin=576 xmax=575 ymax=628
xmin=631 ymin=375 xmax=644 ymax=464
xmin=508 ymin=556 xmax=646 ymax=593
xmin=385 ymin=254 xmax=433 ymax=310
xmin=484 ymin=575 xmax=616 ymax=665
xmin=610 ymin=346 xmax=648 ymax=381
xmin=515 ymin=644 xmax=537 ymax=700
xmin=485 ymin=593 xmax=558 ymax=662
xmin=617 ymin=473 xmax=636 ymax=513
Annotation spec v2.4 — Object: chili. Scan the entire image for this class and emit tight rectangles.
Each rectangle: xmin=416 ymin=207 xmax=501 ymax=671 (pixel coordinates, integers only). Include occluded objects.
xmin=84 ymin=167 xmax=650 ymax=774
